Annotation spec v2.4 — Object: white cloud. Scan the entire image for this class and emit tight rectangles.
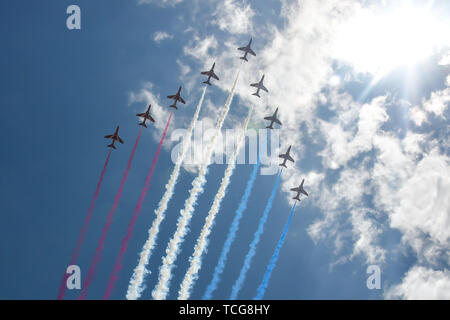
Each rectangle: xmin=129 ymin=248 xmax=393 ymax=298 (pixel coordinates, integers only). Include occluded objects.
xmin=138 ymin=0 xmax=183 ymax=6
xmin=369 ymin=127 xmax=450 ymax=298
xmin=308 ymin=157 xmax=386 ymax=265
xmin=183 ymin=35 xmax=218 ymax=60
xmin=388 ymin=149 xmax=450 ymax=264
xmin=212 ymin=0 xmax=254 ymax=34
xmin=422 ymin=82 xmax=450 ymax=118
xmin=349 ymin=209 xmax=386 ymax=264
xmin=409 ymin=74 xmax=450 ymax=125
xmin=402 ymin=132 xmax=427 ymax=158
xmin=439 ymin=50 xmax=450 ymax=66
xmin=385 ymin=266 xmax=450 ymax=300
xmin=319 ymin=95 xmax=389 ymax=170
xmin=409 ymin=105 xmax=428 ymax=126
xmin=153 ymin=31 xmax=173 ymax=43
xmin=176 ymin=59 xmax=191 ymax=77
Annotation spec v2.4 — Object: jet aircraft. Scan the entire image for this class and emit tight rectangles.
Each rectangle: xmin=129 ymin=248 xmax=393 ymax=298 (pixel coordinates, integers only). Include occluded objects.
xmin=104 ymin=126 xmax=124 ymax=149
xmin=279 ymin=145 xmax=295 ymax=168
xmin=238 ymin=38 xmax=256 ymax=61
xmin=264 ymin=107 xmax=282 ymax=129
xmin=291 ymin=179 xmax=308 ymax=201
xmin=250 ymin=74 xmax=268 ymax=98
xmin=167 ymin=86 xmax=186 ymax=109
xmin=136 ymin=104 xmax=155 ymax=128
xmin=201 ymin=62 xmax=219 ymax=86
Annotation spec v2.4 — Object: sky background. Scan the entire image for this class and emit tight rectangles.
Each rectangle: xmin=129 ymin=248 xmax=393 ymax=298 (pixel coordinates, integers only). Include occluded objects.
xmin=0 ymin=0 xmax=449 ymax=299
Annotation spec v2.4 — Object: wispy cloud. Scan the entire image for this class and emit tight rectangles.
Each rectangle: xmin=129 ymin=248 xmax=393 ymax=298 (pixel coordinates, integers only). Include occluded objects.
xmin=385 ymin=266 xmax=450 ymax=299
xmin=139 ymin=0 xmax=183 ymax=7
xmin=422 ymin=75 xmax=450 ymax=118
xmin=153 ymin=31 xmax=174 ymax=43
xmin=212 ymin=0 xmax=254 ymax=35
xmin=183 ymin=35 xmax=218 ymax=59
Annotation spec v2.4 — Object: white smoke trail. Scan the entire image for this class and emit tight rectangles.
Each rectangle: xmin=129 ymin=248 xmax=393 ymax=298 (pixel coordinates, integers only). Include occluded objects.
xmin=178 ymin=106 xmax=253 ymax=300
xmin=126 ymin=86 xmax=207 ymax=300
xmin=152 ymin=70 xmax=241 ymax=300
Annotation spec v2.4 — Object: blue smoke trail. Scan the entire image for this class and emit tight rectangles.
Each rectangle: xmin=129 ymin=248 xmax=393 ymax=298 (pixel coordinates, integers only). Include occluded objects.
xmin=230 ymin=169 xmax=283 ymax=300
xmin=203 ymin=156 xmax=261 ymax=300
xmin=254 ymin=202 xmax=297 ymax=300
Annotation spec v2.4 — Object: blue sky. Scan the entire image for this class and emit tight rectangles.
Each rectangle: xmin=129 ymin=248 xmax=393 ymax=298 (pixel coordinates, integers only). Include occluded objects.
xmin=0 ymin=0 xmax=449 ymax=300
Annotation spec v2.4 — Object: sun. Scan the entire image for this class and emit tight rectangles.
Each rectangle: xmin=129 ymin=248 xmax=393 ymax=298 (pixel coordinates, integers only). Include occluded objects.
xmin=333 ymin=4 xmax=449 ymax=78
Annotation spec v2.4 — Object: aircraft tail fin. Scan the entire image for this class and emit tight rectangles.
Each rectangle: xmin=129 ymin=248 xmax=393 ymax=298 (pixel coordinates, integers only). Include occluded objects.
xmin=169 ymin=104 xmax=178 ymax=109
xmin=293 ymin=195 xmax=301 ymax=201
xmin=279 ymin=163 xmax=287 ymax=168
xmin=266 ymin=124 xmax=274 ymax=129
xmin=107 ymin=143 xmax=116 ymax=150
xmin=252 ymin=92 xmax=260 ymax=98
xmin=139 ymin=122 xmax=147 ymax=128
xmin=203 ymin=79 xmax=211 ymax=86
xmin=240 ymin=56 xmax=248 ymax=62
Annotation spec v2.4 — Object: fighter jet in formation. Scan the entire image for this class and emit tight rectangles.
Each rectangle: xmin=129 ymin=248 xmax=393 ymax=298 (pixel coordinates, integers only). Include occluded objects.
xmin=201 ymin=62 xmax=219 ymax=86
xmin=250 ymin=75 xmax=268 ymax=98
xmin=279 ymin=145 xmax=295 ymax=168
xmin=264 ymin=108 xmax=282 ymax=129
xmin=136 ymin=104 xmax=155 ymax=128
xmin=291 ymin=179 xmax=308 ymax=201
xmin=238 ymin=38 xmax=256 ymax=61
xmin=105 ymin=126 xmax=124 ymax=149
xmin=167 ymin=86 xmax=186 ymax=109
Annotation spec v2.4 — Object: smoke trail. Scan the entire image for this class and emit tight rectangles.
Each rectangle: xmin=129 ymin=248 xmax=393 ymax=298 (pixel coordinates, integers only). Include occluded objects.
xmin=126 ymin=86 xmax=207 ymax=300
xmin=152 ymin=70 xmax=240 ymax=300
xmin=78 ymin=128 xmax=143 ymax=299
xmin=254 ymin=202 xmax=297 ymax=300
xmin=203 ymin=156 xmax=261 ymax=300
xmin=178 ymin=106 xmax=253 ymax=300
xmin=103 ymin=113 xmax=173 ymax=300
xmin=57 ymin=150 xmax=112 ymax=300
xmin=230 ymin=169 xmax=283 ymax=300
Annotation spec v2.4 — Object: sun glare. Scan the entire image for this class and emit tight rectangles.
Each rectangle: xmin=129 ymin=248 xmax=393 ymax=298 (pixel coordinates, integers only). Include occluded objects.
xmin=333 ymin=5 xmax=448 ymax=77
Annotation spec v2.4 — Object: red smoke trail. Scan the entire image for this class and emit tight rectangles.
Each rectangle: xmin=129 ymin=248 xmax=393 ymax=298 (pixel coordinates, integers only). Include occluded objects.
xmin=78 ymin=128 xmax=143 ymax=299
xmin=103 ymin=112 xmax=173 ymax=299
xmin=57 ymin=150 xmax=112 ymax=300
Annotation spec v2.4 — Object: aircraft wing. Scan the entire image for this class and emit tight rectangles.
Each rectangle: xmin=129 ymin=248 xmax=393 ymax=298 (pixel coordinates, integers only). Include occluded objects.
xmin=287 ymin=154 xmax=295 ymax=162
xmin=148 ymin=115 xmax=155 ymax=123
xmin=118 ymin=136 xmax=124 ymax=144
xmin=167 ymin=94 xmax=176 ymax=99
xmin=250 ymin=82 xmax=259 ymax=88
xmin=238 ymin=46 xmax=247 ymax=51
xmin=261 ymin=84 xmax=269 ymax=93
xmin=249 ymin=48 xmax=256 ymax=56
xmin=290 ymin=187 xmax=299 ymax=192
xmin=211 ymin=71 xmax=219 ymax=80
xmin=201 ymin=71 xmax=209 ymax=75
xmin=274 ymin=118 xmax=282 ymax=125
xmin=264 ymin=116 xmax=274 ymax=121
xmin=179 ymin=96 xmax=186 ymax=104
xmin=104 ymin=134 xmax=113 ymax=139
xmin=301 ymin=189 xmax=308 ymax=196
xmin=136 ymin=112 xmax=146 ymax=117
